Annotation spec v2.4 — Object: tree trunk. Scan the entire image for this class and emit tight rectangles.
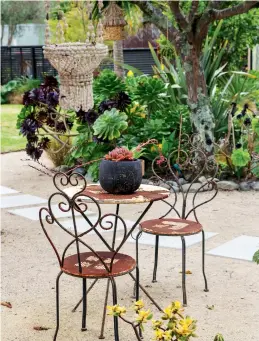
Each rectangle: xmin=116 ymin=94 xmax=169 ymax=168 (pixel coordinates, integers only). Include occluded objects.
xmin=113 ymin=40 xmax=125 ymax=78
xmin=180 ymin=41 xmax=215 ymax=154
xmin=7 ymin=25 xmax=16 ymax=46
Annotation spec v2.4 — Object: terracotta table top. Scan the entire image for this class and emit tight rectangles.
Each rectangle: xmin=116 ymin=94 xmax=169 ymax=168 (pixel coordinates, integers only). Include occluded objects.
xmin=64 ymin=184 xmax=170 ymax=204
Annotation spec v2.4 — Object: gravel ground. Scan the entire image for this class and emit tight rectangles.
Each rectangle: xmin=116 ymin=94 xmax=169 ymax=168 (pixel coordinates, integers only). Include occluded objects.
xmin=1 ymin=151 xmax=259 ymax=341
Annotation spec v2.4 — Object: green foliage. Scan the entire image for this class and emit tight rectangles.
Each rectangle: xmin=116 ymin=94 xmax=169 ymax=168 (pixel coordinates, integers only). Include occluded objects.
xmin=208 ymin=9 xmax=259 ymax=70
xmin=87 ymin=161 xmax=101 ymax=182
xmin=16 ymin=105 xmax=34 ymax=129
xmin=156 ymin=34 xmax=175 ymax=60
xmin=133 ymin=77 xmax=168 ymax=114
xmin=48 ymin=1 xmax=89 ymax=43
xmin=253 ymin=250 xmax=259 ymax=264
xmin=93 ymin=108 xmax=128 ymax=140
xmin=1 ymin=77 xmax=41 ymax=104
xmin=231 ymin=149 xmax=250 ymax=168
xmin=93 ymin=70 xmax=126 ymax=104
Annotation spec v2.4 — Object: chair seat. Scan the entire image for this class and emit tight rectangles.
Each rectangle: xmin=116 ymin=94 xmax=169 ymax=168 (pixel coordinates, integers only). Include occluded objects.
xmin=140 ymin=218 xmax=202 ymax=236
xmin=62 ymin=251 xmax=136 ymax=278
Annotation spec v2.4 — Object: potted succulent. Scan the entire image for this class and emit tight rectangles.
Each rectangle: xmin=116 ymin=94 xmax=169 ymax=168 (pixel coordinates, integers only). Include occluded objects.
xmin=99 ymin=146 xmax=143 ymax=194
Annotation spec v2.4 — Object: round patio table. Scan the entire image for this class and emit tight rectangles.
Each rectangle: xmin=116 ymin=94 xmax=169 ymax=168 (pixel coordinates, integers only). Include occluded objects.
xmin=64 ymin=183 xmax=170 ymax=335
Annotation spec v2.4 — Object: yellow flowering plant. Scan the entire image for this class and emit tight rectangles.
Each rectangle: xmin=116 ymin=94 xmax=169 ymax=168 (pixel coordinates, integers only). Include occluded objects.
xmin=107 ymin=300 xmax=197 ymax=341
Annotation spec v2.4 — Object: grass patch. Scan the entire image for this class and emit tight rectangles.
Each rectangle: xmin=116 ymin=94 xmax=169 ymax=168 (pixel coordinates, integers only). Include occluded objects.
xmin=1 ymin=104 xmax=26 ymax=153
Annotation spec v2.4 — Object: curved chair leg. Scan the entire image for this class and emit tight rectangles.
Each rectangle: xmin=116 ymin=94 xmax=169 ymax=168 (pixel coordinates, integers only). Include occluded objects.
xmin=202 ymin=230 xmax=209 ymax=292
xmin=99 ymin=279 xmax=110 ymax=339
xmin=81 ymin=278 xmax=87 ymax=331
xmin=152 ymin=235 xmax=159 ymax=283
xmin=181 ymin=237 xmax=187 ymax=306
xmin=110 ymin=278 xmax=119 ymax=341
xmin=54 ymin=271 xmax=63 ymax=341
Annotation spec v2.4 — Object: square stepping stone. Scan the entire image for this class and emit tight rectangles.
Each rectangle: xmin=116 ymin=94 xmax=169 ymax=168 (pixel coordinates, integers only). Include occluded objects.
xmin=127 ymin=231 xmax=218 ymax=249
xmin=8 ymin=204 xmax=94 ymax=221
xmin=207 ymin=235 xmax=259 ymax=261
xmin=60 ymin=216 xmax=136 ymax=234
xmin=0 ymin=186 xmax=19 ymax=195
xmin=0 ymin=194 xmax=47 ymax=209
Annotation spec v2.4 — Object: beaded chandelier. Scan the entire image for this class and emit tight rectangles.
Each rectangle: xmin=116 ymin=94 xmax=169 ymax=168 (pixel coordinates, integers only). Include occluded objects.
xmin=43 ymin=0 xmax=108 ymax=112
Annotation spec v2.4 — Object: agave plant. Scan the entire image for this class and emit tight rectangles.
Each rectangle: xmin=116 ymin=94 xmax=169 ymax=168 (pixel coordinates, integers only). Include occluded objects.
xmin=93 ymin=108 xmax=128 ymax=141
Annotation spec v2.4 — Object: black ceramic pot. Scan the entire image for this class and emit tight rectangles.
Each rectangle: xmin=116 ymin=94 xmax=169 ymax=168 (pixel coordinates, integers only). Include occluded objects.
xmin=99 ymin=159 xmax=142 ymax=194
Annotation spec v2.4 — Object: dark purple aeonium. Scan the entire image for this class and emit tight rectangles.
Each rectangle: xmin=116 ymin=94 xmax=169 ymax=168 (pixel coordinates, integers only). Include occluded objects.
xmin=20 ymin=118 xmax=42 ymax=137
xmin=76 ymin=109 xmax=99 ymax=125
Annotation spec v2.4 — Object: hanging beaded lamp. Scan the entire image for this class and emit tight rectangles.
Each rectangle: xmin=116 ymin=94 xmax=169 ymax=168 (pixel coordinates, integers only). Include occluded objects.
xmin=43 ymin=0 xmax=108 ymax=112
xmin=102 ymin=1 xmax=127 ymax=41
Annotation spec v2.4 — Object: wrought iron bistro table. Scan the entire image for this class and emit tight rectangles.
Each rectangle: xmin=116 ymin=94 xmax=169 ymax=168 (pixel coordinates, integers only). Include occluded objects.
xmin=64 ymin=183 xmax=170 ymax=338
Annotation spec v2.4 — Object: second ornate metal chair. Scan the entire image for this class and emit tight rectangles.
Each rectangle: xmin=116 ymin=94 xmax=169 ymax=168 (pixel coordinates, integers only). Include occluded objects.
xmin=136 ymin=139 xmax=218 ymax=306
xmin=39 ymin=172 xmax=136 ymax=341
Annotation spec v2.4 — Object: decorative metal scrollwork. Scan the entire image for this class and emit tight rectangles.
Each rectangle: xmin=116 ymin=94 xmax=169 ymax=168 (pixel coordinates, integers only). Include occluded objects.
xmin=39 ymin=172 xmax=129 ymax=274
xmin=151 ymin=135 xmax=218 ymax=221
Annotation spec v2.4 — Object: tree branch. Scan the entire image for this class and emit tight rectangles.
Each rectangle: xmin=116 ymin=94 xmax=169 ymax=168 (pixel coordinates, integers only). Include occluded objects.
xmin=188 ymin=0 xmax=199 ymax=22
xmin=168 ymin=1 xmax=189 ymax=30
xmin=208 ymin=1 xmax=223 ymax=10
xmin=211 ymin=0 xmax=259 ymax=20
xmin=196 ymin=0 xmax=258 ymax=46
xmin=131 ymin=0 xmax=181 ymax=44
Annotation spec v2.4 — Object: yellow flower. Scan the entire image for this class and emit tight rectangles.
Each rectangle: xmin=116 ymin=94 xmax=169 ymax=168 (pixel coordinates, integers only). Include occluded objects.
xmin=152 ymin=319 xmax=163 ymax=330
xmin=153 ymin=329 xmax=164 ymax=340
xmin=107 ymin=305 xmax=126 ymax=316
xmin=163 ymin=330 xmax=172 ymax=340
xmin=171 ymin=300 xmax=182 ymax=313
xmin=140 ymin=113 xmax=146 ymax=118
xmin=176 ymin=317 xmax=196 ymax=336
xmin=127 ymin=70 xmax=134 ymax=77
xmin=153 ymin=75 xmax=159 ymax=79
xmin=158 ymin=143 xmax=162 ymax=150
xmin=130 ymin=106 xmax=137 ymax=113
xmin=134 ymin=299 xmax=144 ymax=311
xmin=136 ymin=309 xmax=152 ymax=323
xmin=161 ymin=63 xmax=165 ymax=71
xmin=162 ymin=305 xmax=174 ymax=320
xmin=151 ymin=145 xmax=157 ymax=152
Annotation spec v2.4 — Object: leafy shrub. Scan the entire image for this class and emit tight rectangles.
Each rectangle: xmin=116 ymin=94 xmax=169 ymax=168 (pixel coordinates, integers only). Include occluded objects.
xmin=133 ymin=77 xmax=168 ymax=116
xmin=93 ymin=69 xmax=126 ymax=103
xmin=93 ymin=108 xmax=128 ymax=140
xmin=1 ymin=77 xmax=41 ymax=104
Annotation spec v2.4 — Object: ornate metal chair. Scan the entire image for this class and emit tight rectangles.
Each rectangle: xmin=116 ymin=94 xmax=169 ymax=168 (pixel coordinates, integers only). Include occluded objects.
xmin=136 ymin=138 xmax=218 ymax=306
xmin=39 ymin=172 xmax=136 ymax=341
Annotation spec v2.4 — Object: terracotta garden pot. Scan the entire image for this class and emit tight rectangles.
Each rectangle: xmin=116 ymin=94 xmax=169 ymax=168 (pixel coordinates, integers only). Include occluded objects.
xmin=99 ymin=159 xmax=142 ymax=194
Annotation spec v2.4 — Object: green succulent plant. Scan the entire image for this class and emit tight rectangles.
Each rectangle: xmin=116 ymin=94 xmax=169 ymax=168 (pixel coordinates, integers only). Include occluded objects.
xmin=231 ymin=148 xmax=250 ymax=168
xmin=93 ymin=108 xmax=128 ymax=141
xmin=214 ymin=334 xmax=225 ymax=341
xmin=93 ymin=69 xmax=126 ymax=103
xmin=133 ymin=77 xmax=168 ymax=115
